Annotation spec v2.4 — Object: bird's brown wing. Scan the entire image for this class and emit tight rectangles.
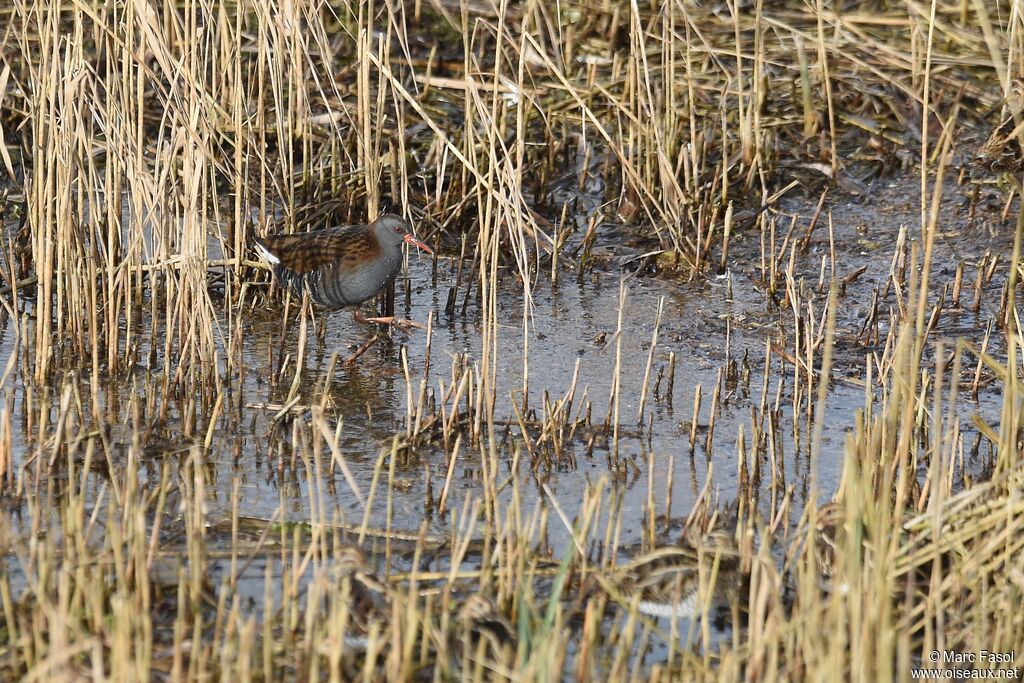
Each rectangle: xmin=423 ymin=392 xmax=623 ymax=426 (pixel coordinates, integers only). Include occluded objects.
xmin=259 ymin=224 xmax=381 ymax=275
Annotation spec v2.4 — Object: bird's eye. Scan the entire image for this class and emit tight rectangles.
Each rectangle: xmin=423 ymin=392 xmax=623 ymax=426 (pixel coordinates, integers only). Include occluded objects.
xmin=394 ymin=225 xmax=402 ymax=232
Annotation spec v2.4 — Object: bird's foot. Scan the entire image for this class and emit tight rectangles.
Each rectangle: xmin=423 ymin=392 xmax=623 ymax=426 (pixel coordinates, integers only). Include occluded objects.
xmin=353 ymin=311 xmax=424 ymax=331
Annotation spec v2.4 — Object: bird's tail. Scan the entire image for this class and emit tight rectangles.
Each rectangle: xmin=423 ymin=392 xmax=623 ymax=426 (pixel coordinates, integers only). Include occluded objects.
xmin=254 ymin=240 xmax=280 ymax=266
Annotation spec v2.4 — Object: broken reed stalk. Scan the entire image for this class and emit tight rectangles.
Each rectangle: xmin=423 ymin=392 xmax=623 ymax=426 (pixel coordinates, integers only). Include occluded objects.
xmin=606 ymin=278 xmax=626 ymax=459
xmin=637 ymin=297 xmax=664 ymax=426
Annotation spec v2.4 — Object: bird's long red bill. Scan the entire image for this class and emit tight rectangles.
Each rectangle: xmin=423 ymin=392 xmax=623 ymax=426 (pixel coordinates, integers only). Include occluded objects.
xmin=404 ymin=233 xmax=433 ymax=255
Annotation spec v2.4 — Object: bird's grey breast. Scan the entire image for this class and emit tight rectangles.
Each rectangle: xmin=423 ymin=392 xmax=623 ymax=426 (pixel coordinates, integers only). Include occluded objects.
xmin=312 ymin=250 xmax=402 ymax=308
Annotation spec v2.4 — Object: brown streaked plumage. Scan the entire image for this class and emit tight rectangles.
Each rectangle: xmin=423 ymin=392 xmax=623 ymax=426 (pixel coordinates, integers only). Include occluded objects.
xmin=572 ymin=530 xmax=741 ymax=621
xmin=457 ymin=594 xmax=516 ymax=669
xmin=804 ymin=502 xmax=939 ymax=585
xmin=975 ymin=81 xmax=1024 ymax=179
xmin=331 ymin=545 xmax=392 ymax=651
xmin=260 ymin=226 xmax=383 ymax=278
xmin=256 ymin=214 xmax=432 ymax=330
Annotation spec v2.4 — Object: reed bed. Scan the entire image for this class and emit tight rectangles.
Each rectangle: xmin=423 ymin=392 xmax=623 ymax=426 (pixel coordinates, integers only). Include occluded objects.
xmin=0 ymin=0 xmax=1023 ymax=680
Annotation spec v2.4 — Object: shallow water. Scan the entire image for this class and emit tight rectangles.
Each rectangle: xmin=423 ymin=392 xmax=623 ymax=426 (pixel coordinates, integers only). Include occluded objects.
xmin=0 ymin=172 xmax=1014 ymax=657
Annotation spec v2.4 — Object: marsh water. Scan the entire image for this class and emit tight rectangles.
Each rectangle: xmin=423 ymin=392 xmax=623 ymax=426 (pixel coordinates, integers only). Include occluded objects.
xmin=0 ymin=170 xmax=1014 ymax=643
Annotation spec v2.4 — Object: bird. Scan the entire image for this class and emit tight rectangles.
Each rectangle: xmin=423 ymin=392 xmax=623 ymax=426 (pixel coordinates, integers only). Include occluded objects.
xmin=255 ymin=213 xmax=433 ymax=331
xmin=806 ymin=501 xmax=849 ymax=581
xmin=573 ymin=530 xmax=741 ymax=621
xmin=802 ymin=501 xmax=942 ymax=589
xmin=330 ymin=545 xmax=393 ymax=652
xmin=971 ymin=80 xmax=1024 ymax=186
xmin=456 ymin=594 xmax=517 ymax=670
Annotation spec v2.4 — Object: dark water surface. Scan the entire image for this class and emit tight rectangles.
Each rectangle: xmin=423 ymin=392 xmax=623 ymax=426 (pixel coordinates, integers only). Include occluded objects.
xmin=0 ymin=173 xmax=1013 ymax=642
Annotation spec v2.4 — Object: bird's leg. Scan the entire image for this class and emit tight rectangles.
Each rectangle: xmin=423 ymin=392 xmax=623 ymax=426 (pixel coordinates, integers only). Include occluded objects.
xmin=352 ymin=309 xmax=424 ymax=331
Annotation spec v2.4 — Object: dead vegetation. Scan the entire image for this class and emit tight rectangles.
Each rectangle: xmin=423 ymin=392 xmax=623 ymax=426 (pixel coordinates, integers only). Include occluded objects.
xmin=0 ymin=0 xmax=1023 ymax=680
